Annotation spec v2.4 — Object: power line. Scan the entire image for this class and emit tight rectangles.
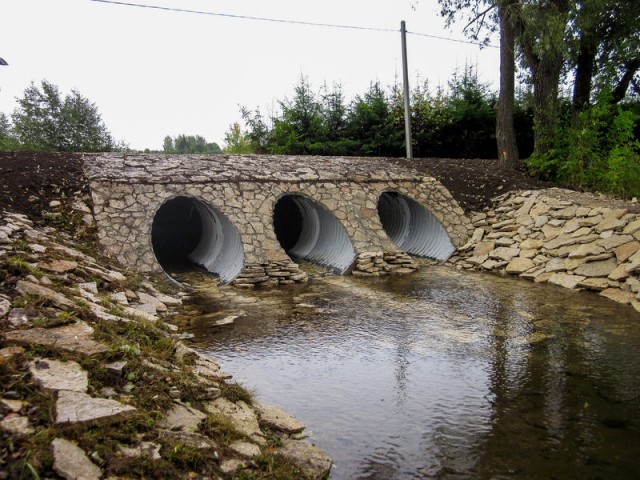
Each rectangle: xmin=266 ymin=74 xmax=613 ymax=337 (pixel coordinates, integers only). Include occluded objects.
xmin=407 ymin=30 xmax=497 ymax=48
xmin=90 ymin=0 xmax=396 ymax=33
xmin=90 ymin=0 xmax=498 ymax=48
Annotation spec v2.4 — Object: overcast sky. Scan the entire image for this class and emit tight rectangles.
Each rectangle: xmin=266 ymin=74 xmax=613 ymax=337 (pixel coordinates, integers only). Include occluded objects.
xmin=0 ymin=0 xmax=500 ymax=150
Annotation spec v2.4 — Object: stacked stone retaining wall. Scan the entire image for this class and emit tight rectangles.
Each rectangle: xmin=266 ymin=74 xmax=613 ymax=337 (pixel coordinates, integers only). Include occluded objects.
xmin=450 ymin=188 xmax=640 ymax=311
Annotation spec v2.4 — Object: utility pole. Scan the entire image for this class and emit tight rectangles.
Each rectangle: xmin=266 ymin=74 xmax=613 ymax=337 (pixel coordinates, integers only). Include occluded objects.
xmin=401 ymin=21 xmax=413 ymax=159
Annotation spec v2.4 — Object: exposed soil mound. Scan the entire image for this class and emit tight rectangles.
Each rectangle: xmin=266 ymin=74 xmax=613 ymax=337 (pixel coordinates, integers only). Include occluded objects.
xmin=0 ymin=152 xmax=86 ymax=220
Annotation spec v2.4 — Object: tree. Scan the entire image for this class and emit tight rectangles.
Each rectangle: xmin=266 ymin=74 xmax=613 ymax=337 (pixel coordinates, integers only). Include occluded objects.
xmin=162 ymin=135 xmax=174 ymax=153
xmin=11 ymin=80 xmax=114 ymax=151
xmin=319 ymin=83 xmax=355 ymax=154
xmin=438 ymin=0 xmax=520 ymax=165
xmin=240 ymin=107 xmax=270 ymax=153
xmin=62 ymin=89 xmax=115 ymax=151
xmin=496 ymin=0 xmax=520 ymax=168
xmin=437 ymin=0 xmax=639 ymax=160
xmin=269 ymin=76 xmax=326 ymax=155
xmin=515 ymin=0 xmax=571 ymax=157
xmin=571 ymin=0 xmax=640 ymax=116
xmin=347 ymin=82 xmax=403 ymax=156
xmin=438 ymin=0 xmax=570 ymax=157
xmin=223 ymin=123 xmax=254 ymax=153
xmin=443 ymin=65 xmax=497 ymax=158
xmin=163 ymin=134 xmax=222 ymax=154
xmin=0 ymin=112 xmax=10 ymax=138
xmin=0 ymin=112 xmax=19 ymax=151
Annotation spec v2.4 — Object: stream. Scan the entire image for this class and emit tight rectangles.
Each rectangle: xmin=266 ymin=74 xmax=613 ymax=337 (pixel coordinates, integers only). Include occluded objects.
xmin=177 ymin=265 xmax=640 ymax=479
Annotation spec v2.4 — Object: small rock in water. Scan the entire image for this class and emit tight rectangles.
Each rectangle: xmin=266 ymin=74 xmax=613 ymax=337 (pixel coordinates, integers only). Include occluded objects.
xmin=215 ymin=315 xmax=238 ymax=326
xmin=173 ymin=333 xmax=195 ymax=340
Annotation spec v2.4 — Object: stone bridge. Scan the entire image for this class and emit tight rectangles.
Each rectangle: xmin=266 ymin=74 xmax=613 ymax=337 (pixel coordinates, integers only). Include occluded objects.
xmin=85 ymin=154 xmax=471 ymax=286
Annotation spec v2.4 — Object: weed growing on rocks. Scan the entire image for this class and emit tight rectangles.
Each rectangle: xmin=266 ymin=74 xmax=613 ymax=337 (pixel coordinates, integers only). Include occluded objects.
xmin=220 ymin=382 xmax=255 ymax=405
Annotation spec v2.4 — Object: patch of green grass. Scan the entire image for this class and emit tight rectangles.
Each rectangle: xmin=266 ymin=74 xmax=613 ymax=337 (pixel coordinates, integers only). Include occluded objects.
xmin=8 ymin=255 xmax=43 ymax=278
xmin=93 ymin=319 xmax=176 ymax=362
xmin=199 ymin=413 xmax=245 ymax=444
xmin=31 ymin=311 xmax=78 ymax=329
xmin=12 ymin=238 xmax=30 ymax=252
xmin=234 ymin=454 xmax=311 ymax=480
xmin=105 ymin=454 xmax=181 ymax=480
xmin=106 ymin=303 xmax=125 ymax=317
xmin=148 ymin=273 xmax=179 ymax=295
xmin=220 ymin=382 xmax=254 ymax=405
xmin=161 ymin=440 xmax=219 ymax=473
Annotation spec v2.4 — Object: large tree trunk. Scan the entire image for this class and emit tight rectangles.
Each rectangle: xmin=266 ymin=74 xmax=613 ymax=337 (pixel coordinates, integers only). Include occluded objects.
xmin=514 ymin=0 xmax=569 ymax=158
xmin=572 ymin=37 xmax=596 ymax=120
xmin=531 ymin=58 xmax=563 ymax=157
xmin=496 ymin=1 xmax=519 ymax=169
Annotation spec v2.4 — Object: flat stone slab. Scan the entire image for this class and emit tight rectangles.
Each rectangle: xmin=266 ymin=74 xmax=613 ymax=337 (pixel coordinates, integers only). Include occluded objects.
xmin=38 ymin=260 xmax=78 ymax=273
xmin=159 ymin=404 xmax=206 ymax=432
xmin=123 ymin=306 xmax=158 ymax=322
xmin=548 ymin=273 xmax=586 ymax=290
xmin=229 ymin=441 xmax=261 ymax=458
xmin=574 ymin=258 xmax=617 ymax=277
xmin=119 ymin=441 xmax=161 ymax=460
xmin=83 ymin=266 xmax=127 ymax=283
xmin=204 ymin=398 xmax=263 ymax=443
xmin=55 ymin=390 xmax=136 ymax=425
xmin=254 ymin=403 xmax=305 ymax=434
xmin=157 ymin=430 xmax=217 ymax=450
xmin=137 ymin=291 xmax=167 ymax=312
xmin=1 ymin=398 xmax=26 ymax=413
xmin=0 ymin=297 xmax=10 ymax=318
xmin=52 ymin=438 xmax=102 ymax=480
xmin=15 ymin=280 xmax=75 ymax=309
xmin=505 ymin=257 xmax=535 ymax=275
xmin=29 ymin=358 xmax=88 ymax=392
xmin=152 ymin=292 xmax=182 ymax=306
xmin=7 ymin=308 xmax=33 ymax=328
xmin=0 ymin=415 xmax=35 ymax=436
xmin=4 ymin=322 xmax=108 ymax=356
xmin=278 ymin=439 xmax=333 ymax=480
xmin=78 ymin=282 xmax=99 ymax=294
xmin=0 ymin=346 xmax=25 ymax=360
xmin=220 ymin=459 xmax=246 ymax=475
xmin=600 ymin=288 xmax=636 ymax=304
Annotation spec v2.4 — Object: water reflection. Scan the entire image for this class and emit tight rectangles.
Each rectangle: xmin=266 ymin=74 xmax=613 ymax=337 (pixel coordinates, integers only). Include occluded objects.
xmin=179 ymin=266 xmax=640 ymax=479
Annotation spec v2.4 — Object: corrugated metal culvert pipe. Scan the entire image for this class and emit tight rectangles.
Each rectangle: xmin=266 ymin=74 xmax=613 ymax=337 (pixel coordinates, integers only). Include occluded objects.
xmin=377 ymin=192 xmax=455 ymax=260
xmin=151 ymin=196 xmax=244 ymax=284
xmin=273 ymin=194 xmax=357 ymax=273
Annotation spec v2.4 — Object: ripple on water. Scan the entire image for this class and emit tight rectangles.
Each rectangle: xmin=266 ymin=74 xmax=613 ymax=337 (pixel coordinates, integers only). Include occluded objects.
xmin=187 ymin=266 xmax=640 ymax=480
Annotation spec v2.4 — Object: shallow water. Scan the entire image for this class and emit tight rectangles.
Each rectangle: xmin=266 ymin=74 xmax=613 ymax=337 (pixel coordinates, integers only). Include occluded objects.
xmin=181 ymin=266 xmax=640 ymax=479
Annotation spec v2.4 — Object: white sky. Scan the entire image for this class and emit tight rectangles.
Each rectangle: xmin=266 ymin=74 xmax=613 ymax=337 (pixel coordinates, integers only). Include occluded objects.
xmin=0 ymin=0 xmax=500 ymax=150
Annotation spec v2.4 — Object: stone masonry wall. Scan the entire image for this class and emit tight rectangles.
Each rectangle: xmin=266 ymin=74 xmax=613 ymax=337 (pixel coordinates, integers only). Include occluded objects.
xmin=86 ymin=154 xmax=470 ymax=285
xmin=450 ymin=188 xmax=640 ymax=311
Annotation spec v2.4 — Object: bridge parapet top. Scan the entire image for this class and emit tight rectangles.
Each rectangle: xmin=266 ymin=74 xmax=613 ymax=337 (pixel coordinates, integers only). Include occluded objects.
xmin=84 ymin=153 xmax=425 ymax=184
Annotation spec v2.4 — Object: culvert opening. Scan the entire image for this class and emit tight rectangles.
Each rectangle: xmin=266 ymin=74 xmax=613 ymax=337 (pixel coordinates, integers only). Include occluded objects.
xmin=273 ymin=195 xmax=356 ymax=273
xmin=377 ymin=192 xmax=455 ymax=260
xmin=151 ymin=196 xmax=244 ymax=284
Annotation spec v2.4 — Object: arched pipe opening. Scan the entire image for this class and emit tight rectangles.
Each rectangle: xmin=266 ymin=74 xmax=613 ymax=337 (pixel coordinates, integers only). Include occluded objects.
xmin=151 ymin=196 xmax=244 ymax=284
xmin=378 ymin=192 xmax=455 ymax=260
xmin=273 ymin=195 xmax=356 ymax=273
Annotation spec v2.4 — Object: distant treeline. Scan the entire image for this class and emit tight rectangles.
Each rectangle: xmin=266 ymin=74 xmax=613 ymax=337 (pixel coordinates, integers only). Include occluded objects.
xmin=224 ymin=68 xmax=535 ymax=159
xmin=162 ymin=134 xmax=221 ymax=154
